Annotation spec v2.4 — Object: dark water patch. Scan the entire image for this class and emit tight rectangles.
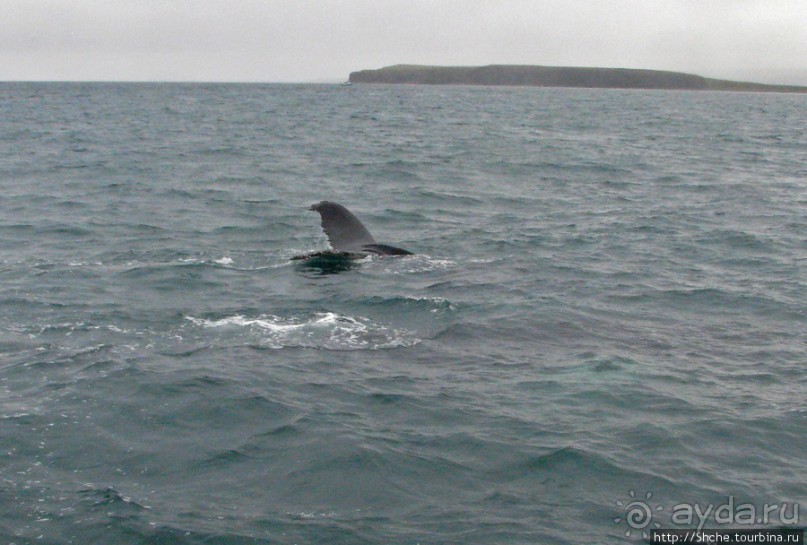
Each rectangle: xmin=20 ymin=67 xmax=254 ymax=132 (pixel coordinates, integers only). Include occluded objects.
xmin=293 ymin=254 xmax=363 ymax=275
xmin=365 ymin=391 xmax=412 ymax=405
xmin=191 ymin=448 xmax=256 ymax=471
xmin=699 ymin=228 xmax=774 ymax=251
xmin=79 ymin=484 xmax=151 ymax=512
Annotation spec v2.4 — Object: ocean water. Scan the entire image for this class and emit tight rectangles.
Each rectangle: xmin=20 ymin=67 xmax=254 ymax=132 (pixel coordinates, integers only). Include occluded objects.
xmin=0 ymin=82 xmax=805 ymax=544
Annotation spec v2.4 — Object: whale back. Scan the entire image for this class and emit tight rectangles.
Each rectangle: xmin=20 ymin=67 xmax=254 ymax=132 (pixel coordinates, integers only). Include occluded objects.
xmin=310 ymin=201 xmax=377 ymax=252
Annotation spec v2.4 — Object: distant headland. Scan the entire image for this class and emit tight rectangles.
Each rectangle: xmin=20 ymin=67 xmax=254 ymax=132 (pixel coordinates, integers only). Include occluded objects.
xmin=348 ymin=65 xmax=807 ymax=93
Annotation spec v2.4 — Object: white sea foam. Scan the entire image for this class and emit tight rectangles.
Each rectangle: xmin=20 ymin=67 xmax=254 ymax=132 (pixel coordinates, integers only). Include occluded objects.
xmin=376 ymin=254 xmax=457 ymax=274
xmin=186 ymin=312 xmax=419 ymax=350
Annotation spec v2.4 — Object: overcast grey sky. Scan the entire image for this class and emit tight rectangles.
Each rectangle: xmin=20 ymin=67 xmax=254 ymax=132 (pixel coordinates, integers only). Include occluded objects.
xmin=2 ymin=0 xmax=806 ymax=84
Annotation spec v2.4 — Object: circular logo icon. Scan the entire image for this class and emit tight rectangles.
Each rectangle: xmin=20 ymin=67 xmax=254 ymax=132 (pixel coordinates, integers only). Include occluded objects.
xmin=614 ymin=490 xmax=663 ymax=537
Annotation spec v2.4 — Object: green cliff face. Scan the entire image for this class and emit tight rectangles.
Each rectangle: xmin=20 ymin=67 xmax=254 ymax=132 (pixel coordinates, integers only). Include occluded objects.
xmin=348 ymin=65 xmax=807 ymax=93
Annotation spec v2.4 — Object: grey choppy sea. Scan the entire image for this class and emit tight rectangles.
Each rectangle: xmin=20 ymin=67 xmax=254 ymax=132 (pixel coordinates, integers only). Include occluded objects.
xmin=1 ymin=82 xmax=805 ymax=544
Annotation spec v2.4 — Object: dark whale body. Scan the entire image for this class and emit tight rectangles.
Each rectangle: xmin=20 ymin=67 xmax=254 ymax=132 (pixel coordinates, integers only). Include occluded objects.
xmin=291 ymin=201 xmax=413 ymax=261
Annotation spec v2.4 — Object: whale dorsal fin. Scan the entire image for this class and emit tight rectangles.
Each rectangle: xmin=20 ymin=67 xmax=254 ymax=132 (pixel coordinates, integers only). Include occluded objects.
xmin=309 ymin=201 xmax=377 ymax=252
